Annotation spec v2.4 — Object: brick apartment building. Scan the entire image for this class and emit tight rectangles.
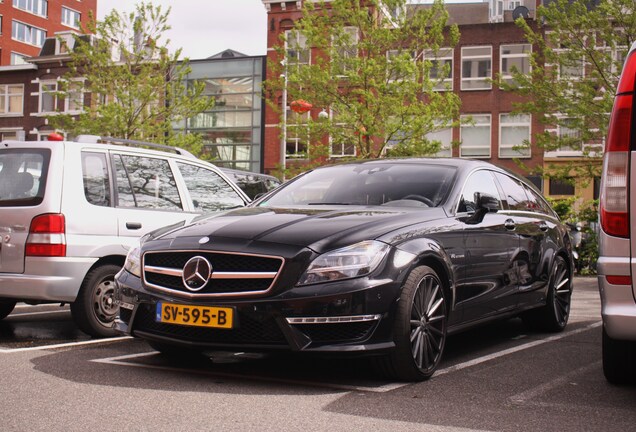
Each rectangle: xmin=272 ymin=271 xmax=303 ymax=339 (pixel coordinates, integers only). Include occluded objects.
xmin=260 ymin=0 xmax=601 ymax=201
xmin=0 ymin=0 xmax=96 ymax=66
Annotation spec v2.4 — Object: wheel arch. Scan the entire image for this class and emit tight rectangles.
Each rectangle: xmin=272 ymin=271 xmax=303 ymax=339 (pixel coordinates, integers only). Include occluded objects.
xmin=395 ymin=238 xmax=456 ymax=314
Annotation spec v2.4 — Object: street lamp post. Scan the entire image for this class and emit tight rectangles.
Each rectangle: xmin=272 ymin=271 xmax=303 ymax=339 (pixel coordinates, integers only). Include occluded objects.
xmin=280 ymin=59 xmax=288 ymax=181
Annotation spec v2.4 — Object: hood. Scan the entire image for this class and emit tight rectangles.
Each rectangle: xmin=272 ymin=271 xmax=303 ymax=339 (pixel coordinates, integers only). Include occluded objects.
xmin=151 ymin=206 xmax=447 ymax=253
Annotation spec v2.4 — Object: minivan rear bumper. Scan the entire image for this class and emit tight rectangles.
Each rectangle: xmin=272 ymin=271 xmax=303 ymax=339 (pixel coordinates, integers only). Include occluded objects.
xmin=0 ymin=256 xmax=97 ymax=302
xmin=598 ymin=275 xmax=636 ymax=340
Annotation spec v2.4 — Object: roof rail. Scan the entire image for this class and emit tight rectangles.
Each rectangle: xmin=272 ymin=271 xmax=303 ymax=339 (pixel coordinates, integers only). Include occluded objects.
xmin=75 ymin=135 xmax=197 ymax=159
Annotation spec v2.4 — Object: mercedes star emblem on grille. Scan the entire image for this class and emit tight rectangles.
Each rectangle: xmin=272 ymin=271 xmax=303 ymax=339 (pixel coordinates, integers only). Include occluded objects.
xmin=182 ymin=256 xmax=212 ymax=292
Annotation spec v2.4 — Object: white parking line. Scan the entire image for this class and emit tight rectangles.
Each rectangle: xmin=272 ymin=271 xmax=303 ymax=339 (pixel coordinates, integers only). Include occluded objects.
xmin=91 ymin=321 xmax=602 ymax=393
xmin=435 ymin=321 xmax=602 ymax=377
xmin=0 ymin=336 xmax=131 ymax=353
xmin=9 ymin=310 xmax=70 ymax=317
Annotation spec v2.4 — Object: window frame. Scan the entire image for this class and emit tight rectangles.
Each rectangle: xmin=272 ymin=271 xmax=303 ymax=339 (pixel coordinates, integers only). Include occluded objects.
xmin=37 ymin=80 xmax=58 ymax=114
xmin=499 ymin=113 xmax=531 ymax=159
xmin=423 ymin=48 xmax=454 ymax=91
xmin=460 ymin=114 xmax=491 ymax=158
xmin=61 ymin=6 xmax=81 ymax=29
xmin=12 ymin=0 xmax=48 ymax=18
xmin=500 ymin=43 xmax=531 ymax=86
xmin=0 ymin=84 xmax=24 ymax=116
xmin=11 ymin=20 xmax=46 ymax=47
xmin=461 ymin=46 xmax=492 ymax=91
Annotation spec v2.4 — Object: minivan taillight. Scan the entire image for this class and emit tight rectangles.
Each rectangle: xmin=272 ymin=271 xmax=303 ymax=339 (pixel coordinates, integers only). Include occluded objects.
xmin=26 ymin=213 xmax=66 ymax=257
xmin=600 ymin=50 xmax=635 ymax=238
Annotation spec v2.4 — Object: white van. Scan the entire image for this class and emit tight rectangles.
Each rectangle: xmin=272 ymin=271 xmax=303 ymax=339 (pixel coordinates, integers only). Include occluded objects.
xmin=0 ymin=136 xmax=249 ymax=337
xmin=598 ymin=41 xmax=636 ymax=384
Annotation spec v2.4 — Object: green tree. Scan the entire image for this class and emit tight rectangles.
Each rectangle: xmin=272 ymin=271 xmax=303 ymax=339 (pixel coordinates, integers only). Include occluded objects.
xmin=50 ymin=2 xmax=212 ymax=155
xmin=264 ymin=0 xmax=460 ymax=176
xmin=501 ymin=0 xmax=635 ymax=181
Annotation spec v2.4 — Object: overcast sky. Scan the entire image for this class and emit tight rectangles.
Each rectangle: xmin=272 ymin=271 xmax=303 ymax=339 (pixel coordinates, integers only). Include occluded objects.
xmin=97 ymin=0 xmax=268 ymax=60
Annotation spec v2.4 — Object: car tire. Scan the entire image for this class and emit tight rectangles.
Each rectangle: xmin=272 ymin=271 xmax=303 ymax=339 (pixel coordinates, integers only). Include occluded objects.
xmin=602 ymin=326 xmax=636 ymax=385
xmin=522 ymin=255 xmax=572 ymax=332
xmin=377 ymin=265 xmax=447 ymax=381
xmin=0 ymin=300 xmax=16 ymax=320
xmin=71 ymin=264 xmax=120 ymax=338
xmin=147 ymin=340 xmax=204 ymax=360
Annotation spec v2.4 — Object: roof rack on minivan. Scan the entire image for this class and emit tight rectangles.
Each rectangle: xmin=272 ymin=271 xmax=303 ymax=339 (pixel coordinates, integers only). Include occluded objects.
xmin=74 ymin=135 xmax=197 ymax=158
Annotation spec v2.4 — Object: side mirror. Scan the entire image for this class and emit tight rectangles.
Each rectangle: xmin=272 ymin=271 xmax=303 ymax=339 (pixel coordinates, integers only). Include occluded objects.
xmin=476 ymin=192 xmax=499 ymax=213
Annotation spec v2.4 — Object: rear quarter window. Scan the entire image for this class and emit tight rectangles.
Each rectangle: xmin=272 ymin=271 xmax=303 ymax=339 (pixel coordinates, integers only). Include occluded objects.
xmin=0 ymin=149 xmax=49 ymax=207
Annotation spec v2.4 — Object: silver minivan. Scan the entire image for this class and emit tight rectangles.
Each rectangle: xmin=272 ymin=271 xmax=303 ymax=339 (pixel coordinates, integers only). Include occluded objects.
xmin=598 ymin=41 xmax=636 ymax=384
xmin=0 ymin=136 xmax=249 ymax=337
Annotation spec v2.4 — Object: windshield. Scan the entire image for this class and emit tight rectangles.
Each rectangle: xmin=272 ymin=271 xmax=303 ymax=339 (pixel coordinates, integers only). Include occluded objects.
xmin=260 ymin=163 xmax=456 ymax=208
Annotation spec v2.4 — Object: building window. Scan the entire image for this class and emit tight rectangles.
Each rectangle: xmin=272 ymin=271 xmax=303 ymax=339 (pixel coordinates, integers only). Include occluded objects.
xmin=285 ymin=30 xmax=309 ymax=68
xmin=61 ymin=7 xmax=80 ymax=29
xmin=460 ymin=114 xmax=491 ymax=158
xmin=556 ymin=117 xmax=582 ymax=151
xmin=425 ymin=126 xmax=453 ymax=157
xmin=0 ymin=129 xmax=23 ymax=140
xmin=330 ymin=110 xmax=355 ymax=157
xmin=10 ymin=52 xmax=28 ymax=65
xmin=500 ymin=44 xmax=531 ymax=86
xmin=12 ymin=20 xmax=46 ymax=47
xmin=333 ymin=26 xmax=358 ymax=76
xmin=286 ymin=108 xmax=309 ymax=159
xmin=12 ymin=0 xmax=47 ymax=17
xmin=38 ymin=81 xmax=57 ymax=113
xmin=424 ymin=48 xmax=453 ymax=91
xmin=549 ymin=178 xmax=575 ymax=196
xmin=0 ymin=84 xmax=24 ymax=115
xmin=499 ymin=114 xmax=531 ymax=158
xmin=461 ymin=46 xmax=492 ymax=90
xmin=64 ymin=80 xmax=84 ymax=113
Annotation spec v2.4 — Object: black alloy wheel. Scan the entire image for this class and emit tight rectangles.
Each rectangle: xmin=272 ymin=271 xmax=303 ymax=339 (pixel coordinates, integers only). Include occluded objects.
xmin=378 ymin=265 xmax=447 ymax=381
xmin=523 ymin=255 xmax=572 ymax=332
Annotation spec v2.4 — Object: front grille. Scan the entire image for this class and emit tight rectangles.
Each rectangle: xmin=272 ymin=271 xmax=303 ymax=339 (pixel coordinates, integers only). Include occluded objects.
xmin=131 ymin=303 xmax=287 ymax=346
xmin=294 ymin=321 xmax=377 ymax=343
xmin=142 ymin=250 xmax=284 ymax=298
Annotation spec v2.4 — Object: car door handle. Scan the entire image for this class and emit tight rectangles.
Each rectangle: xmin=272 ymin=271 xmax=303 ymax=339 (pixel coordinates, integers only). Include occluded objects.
xmin=126 ymin=222 xmax=142 ymax=230
xmin=504 ymin=219 xmax=516 ymax=230
xmin=539 ymin=222 xmax=549 ymax=232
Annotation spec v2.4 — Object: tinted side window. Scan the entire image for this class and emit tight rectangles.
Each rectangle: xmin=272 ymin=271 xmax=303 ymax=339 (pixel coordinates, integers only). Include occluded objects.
xmin=81 ymin=152 xmax=110 ymax=207
xmin=0 ymin=149 xmax=49 ymax=206
xmin=177 ymin=163 xmax=245 ymax=212
xmin=458 ymin=170 xmax=502 ymax=213
xmin=523 ymin=184 xmax=553 ymax=216
xmin=494 ymin=172 xmax=530 ymax=211
xmin=113 ymin=154 xmax=182 ymax=210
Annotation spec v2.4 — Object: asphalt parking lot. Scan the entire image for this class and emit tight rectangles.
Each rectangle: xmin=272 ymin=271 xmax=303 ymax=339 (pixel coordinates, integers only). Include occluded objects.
xmin=1 ymin=277 xmax=635 ymax=432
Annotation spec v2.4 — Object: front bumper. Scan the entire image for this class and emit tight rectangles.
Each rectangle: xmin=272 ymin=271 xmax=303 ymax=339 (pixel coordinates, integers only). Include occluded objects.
xmin=114 ymin=269 xmax=402 ymax=354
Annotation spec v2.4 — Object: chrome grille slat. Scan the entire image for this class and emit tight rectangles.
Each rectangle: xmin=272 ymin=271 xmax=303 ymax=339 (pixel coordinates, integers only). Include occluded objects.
xmin=141 ymin=250 xmax=284 ymax=299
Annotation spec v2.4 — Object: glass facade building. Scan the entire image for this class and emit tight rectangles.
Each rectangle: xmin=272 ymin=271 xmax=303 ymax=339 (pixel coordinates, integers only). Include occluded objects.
xmin=180 ymin=52 xmax=266 ymax=172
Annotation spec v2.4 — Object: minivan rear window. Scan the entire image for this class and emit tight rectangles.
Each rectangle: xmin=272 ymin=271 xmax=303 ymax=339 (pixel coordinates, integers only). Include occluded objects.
xmin=0 ymin=149 xmax=50 ymax=207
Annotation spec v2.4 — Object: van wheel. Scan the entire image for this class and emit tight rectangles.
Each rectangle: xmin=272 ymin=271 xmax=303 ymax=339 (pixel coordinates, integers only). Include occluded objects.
xmin=376 ymin=266 xmax=447 ymax=381
xmin=0 ymin=300 xmax=16 ymax=320
xmin=603 ymin=326 xmax=636 ymax=385
xmin=71 ymin=264 xmax=120 ymax=338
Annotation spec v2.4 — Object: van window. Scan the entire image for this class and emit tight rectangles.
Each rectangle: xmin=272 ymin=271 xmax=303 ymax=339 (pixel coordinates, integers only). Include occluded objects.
xmin=82 ymin=152 xmax=111 ymax=207
xmin=0 ymin=149 xmax=49 ymax=206
xmin=177 ymin=162 xmax=245 ymax=212
xmin=113 ymin=154 xmax=182 ymax=211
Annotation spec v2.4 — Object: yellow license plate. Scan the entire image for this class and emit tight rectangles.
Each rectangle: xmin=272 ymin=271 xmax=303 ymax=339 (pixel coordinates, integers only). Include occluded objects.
xmin=156 ymin=302 xmax=234 ymax=329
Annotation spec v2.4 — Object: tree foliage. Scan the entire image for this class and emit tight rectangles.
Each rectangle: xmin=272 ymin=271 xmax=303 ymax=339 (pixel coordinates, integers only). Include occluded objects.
xmin=502 ymin=0 xmax=636 ymax=181
xmin=264 ymin=0 xmax=460 ymax=173
xmin=50 ymin=2 xmax=212 ymax=154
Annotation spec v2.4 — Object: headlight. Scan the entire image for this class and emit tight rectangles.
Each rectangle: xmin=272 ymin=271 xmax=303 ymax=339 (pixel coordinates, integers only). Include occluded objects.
xmin=298 ymin=240 xmax=390 ymax=285
xmin=123 ymin=245 xmax=142 ymax=278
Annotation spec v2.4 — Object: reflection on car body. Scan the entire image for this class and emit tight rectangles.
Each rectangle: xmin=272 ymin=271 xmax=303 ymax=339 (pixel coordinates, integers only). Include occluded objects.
xmin=115 ymin=158 xmax=574 ymax=381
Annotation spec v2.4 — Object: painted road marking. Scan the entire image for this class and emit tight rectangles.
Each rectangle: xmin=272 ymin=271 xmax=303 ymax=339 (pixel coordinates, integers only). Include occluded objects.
xmin=91 ymin=321 xmax=602 ymax=393
xmin=0 ymin=336 xmax=131 ymax=353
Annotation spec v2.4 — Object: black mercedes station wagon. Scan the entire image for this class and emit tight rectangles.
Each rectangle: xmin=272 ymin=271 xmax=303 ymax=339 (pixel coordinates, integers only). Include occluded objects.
xmin=114 ymin=158 xmax=574 ymax=381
